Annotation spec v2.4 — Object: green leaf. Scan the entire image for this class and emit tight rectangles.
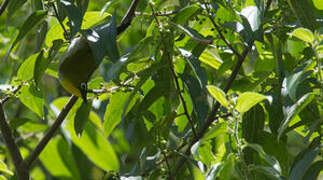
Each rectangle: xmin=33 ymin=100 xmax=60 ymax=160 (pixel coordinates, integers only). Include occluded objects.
xmin=83 ymin=12 xmax=119 ymax=64
xmin=103 ymin=91 xmax=131 ymax=138
xmin=179 ymin=48 xmax=207 ymax=88
xmin=289 ymin=137 xmax=320 ymax=180
xmin=303 ymin=161 xmax=323 ymax=180
xmin=33 ymin=50 xmax=47 ymax=85
xmin=199 ymin=49 xmax=223 ymax=70
xmin=278 ymin=93 xmax=315 ymax=139
xmin=287 ymin=0 xmax=318 ymax=30
xmin=40 ymin=136 xmax=80 ymax=179
xmin=0 ymin=159 xmax=14 ymax=176
xmin=17 ymin=53 xmax=39 ymax=81
xmin=45 ymin=11 xmax=110 ymax=47
xmin=74 ymin=100 xmax=92 ymax=137
xmin=5 ymin=10 xmax=47 ymax=60
xmin=172 ymin=5 xmax=200 ymax=24
xmin=19 ymin=121 xmax=48 ymax=133
xmin=289 ymin=28 xmax=314 ymax=44
xmin=242 ymin=104 xmax=265 ymax=142
xmin=206 ymin=85 xmax=229 ymax=107
xmin=285 ymin=68 xmax=313 ymax=101
xmin=203 ymin=122 xmax=227 ymax=141
xmin=51 ymin=98 xmax=119 ymax=171
xmin=19 ymin=83 xmax=44 ymax=118
xmin=236 ymin=92 xmax=266 ymax=113
xmin=60 ymin=0 xmax=83 ymax=38
xmin=246 ymin=143 xmax=281 ymax=173
xmin=181 ymin=74 xmax=209 ymax=125
xmin=237 ymin=6 xmax=263 ymax=45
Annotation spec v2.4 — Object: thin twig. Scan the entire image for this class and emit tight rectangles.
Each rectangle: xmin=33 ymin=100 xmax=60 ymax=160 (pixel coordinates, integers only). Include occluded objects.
xmin=135 ymin=9 xmax=179 ymax=16
xmin=0 ymin=104 xmax=28 ymax=179
xmin=117 ymin=0 xmax=141 ymax=35
xmin=169 ymin=64 xmax=197 ymax=138
xmin=52 ymin=3 xmax=69 ymax=39
xmin=23 ymin=95 xmax=78 ymax=169
xmin=0 ymin=85 xmax=22 ymax=104
xmin=0 ymin=0 xmax=9 ymax=17
xmin=201 ymin=0 xmax=242 ymax=58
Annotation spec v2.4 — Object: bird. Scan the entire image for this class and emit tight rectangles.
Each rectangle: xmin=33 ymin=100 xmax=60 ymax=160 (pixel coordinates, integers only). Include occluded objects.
xmin=58 ymin=35 xmax=98 ymax=102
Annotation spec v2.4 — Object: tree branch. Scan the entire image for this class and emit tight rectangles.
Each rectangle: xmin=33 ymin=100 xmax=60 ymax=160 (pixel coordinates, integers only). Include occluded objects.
xmin=201 ymin=0 xmax=241 ymax=58
xmin=23 ymin=95 xmax=78 ymax=169
xmin=169 ymin=63 xmax=197 ymax=138
xmin=0 ymin=0 xmax=9 ymax=17
xmin=0 ymin=104 xmax=27 ymax=179
xmin=0 ymin=85 xmax=22 ymax=104
xmin=117 ymin=0 xmax=141 ymax=35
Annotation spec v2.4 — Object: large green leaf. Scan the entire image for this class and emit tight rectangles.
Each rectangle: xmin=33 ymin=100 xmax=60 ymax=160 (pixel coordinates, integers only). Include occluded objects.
xmin=206 ymin=85 xmax=229 ymax=108
xmin=17 ymin=53 xmax=39 ymax=81
xmin=103 ymin=91 xmax=131 ymax=138
xmin=289 ymin=137 xmax=320 ymax=180
xmin=39 ymin=136 xmax=81 ymax=179
xmin=289 ymin=28 xmax=314 ymax=44
xmin=285 ymin=68 xmax=313 ymax=101
xmin=51 ymin=98 xmax=119 ymax=171
xmin=83 ymin=12 xmax=119 ymax=64
xmin=60 ymin=0 xmax=83 ymax=38
xmin=181 ymin=74 xmax=209 ymax=126
xmin=172 ymin=5 xmax=200 ymax=24
xmin=45 ymin=11 xmax=110 ymax=47
xmin=236 ymin=92 xmax=266 ymax=113
xmin=19 ymin=83 xmax=44 ymax=118
xmin=278 ymin=93 xmax=315 ymax=139
xmin=5 ymin=10 xmax=47 ymax=60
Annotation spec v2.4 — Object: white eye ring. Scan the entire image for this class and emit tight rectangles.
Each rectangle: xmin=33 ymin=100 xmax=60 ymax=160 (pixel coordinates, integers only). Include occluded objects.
xmin=80 ymin=82 xmax=87 ymax=91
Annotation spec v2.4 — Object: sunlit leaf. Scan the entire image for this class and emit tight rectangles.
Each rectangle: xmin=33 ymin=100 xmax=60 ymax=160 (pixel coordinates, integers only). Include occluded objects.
xmin=206 ymin=85 xmax=229 ymax=107
xmin=289 ymin=28 xmax=314 ymax=44
xmin=103 ymin=91 xmax=131 ymax=138
xmin=278 ymin=93 xmax=315 ymax=139
xmin=19 ymin=83 xmax=44 ymax=118
xmin=236 ymin=92 xmax=266 ymax=113
xmin=5 ymin=10 xmax=47 ymax=60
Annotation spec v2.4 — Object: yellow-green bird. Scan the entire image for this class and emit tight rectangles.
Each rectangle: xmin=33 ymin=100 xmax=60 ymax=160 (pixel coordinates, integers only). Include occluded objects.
xmin=58 ymin=36 xmax=98 ymax=102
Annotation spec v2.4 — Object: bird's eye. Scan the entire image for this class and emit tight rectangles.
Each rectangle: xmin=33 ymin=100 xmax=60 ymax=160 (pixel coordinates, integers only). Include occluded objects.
xmin=80 ymin=82 xmax=87 ymax=92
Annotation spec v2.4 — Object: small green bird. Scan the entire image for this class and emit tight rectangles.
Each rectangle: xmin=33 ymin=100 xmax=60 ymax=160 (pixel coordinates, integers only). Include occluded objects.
xmin=58 ymin=36 xmax=98 ymax=102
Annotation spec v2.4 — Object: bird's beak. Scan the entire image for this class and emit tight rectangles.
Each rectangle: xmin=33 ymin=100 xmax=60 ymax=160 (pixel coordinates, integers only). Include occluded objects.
xmin=80 ymin=82 xmax=88 ymax=103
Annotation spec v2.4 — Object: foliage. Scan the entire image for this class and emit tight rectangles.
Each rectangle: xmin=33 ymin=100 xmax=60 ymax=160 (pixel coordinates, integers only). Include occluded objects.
xmin=0 ymin=0 xmax=322 ymax=179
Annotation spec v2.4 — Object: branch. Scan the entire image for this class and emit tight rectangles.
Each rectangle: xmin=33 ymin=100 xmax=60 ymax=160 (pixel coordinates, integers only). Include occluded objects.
xmin=117 ymin=0 xmax=141 ymax=35
xmin=171 ymin=47 xmax=250 ymax=176
xmin=135 ymin=9 xmax=179 ymax=16
xmin=52 ymin=3 xmax=69 ymax=40
xmin=0 ymin=104 xmax=28 ymax=179
xmin=169 ymin=63 xmax=197 ymax=138
xmin=201 ymin=0 xmax=241 ymax=58
xmin=23 ymin=95 xmax=78 ymax=169
xmin=0 ymin=85 xmax=22 ymax=104
xmin=0 ymin=0 xmax=9 ymax=17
